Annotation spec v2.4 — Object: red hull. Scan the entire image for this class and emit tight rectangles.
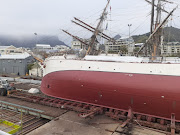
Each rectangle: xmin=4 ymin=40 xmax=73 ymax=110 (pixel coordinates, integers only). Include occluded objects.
xmin=41 ymin=70 xmax=180 ymax=120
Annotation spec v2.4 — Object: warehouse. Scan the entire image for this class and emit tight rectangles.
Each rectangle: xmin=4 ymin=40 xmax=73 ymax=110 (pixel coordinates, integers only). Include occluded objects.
xmin=0 ymin=52 xmax=33 ymax=76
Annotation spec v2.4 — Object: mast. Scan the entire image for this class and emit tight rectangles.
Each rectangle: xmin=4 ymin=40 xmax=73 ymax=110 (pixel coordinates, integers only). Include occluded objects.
xmin=145 ymin=0 xmax=170 ymax=56
xmin=150 ymin=0 xmax=155 ymax=34
xmin=86 ymin=0 xmax=111 ymax=55
xmin=151 ymin=0 xmax=162 ymax=60
xmin=72 ymin=19 xmax=115 ymax=41
xmin=137 ymin=6 xmax=177 ymax=56
xmin=146 ymin=0 xmax=155 ymax=56
xmin=145 ymin=0 xmax=169 ymax=14
xmin=62 ymin=30 xmax=89 ymax=47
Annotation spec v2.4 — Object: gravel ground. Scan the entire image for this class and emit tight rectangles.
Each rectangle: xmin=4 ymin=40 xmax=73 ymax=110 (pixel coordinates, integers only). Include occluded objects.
xmin=13 ymin=82 xmax=41 ymax=91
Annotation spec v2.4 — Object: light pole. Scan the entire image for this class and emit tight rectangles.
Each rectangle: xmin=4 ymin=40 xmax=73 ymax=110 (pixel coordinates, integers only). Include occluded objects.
xmin=128 ymin=24 xmax=132 ymax=56
xmin=34 ymin=33 xmax=38 ymax=46
xmin=34 ymin=33 xmax=39 ymax=77
xmin=128 ymin=24 xmax=132 ymax=38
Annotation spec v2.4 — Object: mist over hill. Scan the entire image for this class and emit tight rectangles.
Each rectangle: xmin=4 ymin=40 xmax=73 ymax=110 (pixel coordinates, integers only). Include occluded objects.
xmin=0 ymin=35 xmax=66 ymax=48
xmin=0 ymin=26 xmax=179 ymax=49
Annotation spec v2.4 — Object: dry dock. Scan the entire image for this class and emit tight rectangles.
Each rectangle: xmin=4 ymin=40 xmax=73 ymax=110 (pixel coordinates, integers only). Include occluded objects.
xmin=0 ymin=81 xmax=176 ymax=135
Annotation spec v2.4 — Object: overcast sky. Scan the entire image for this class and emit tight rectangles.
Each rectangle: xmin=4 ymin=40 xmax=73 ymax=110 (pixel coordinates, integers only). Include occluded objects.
xmin=0 ymin=0 xmax=179 ymax=45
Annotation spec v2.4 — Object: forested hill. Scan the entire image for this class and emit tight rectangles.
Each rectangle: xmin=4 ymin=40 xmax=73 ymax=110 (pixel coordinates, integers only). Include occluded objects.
xmin=132 ymin=27 xmax=180 ymax=43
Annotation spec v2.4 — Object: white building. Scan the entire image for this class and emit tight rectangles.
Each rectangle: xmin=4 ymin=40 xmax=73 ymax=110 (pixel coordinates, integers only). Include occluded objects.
xmin=161 ymin=42 xmax=180 ymax=56
xmin=29 ymin=62 xmax=43 ymax=77
xmin=53 ymin=45 xmax=70 ymax=52
xmin=0 ymin=45 xmax=23 ymax=55
xmin=34 ymin=44 xmax=70 ymax=53
xmin=71 ymin=38 xmax=89 ymax=50
xmin=34 ymin=44 xmax=52 ymax=52
xmin=105 ymin=37 xmax=135 ymax=55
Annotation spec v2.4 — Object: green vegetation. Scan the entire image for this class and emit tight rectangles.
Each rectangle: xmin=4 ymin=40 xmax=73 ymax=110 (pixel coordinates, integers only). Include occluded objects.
xmin=120 ymin=45 xmax=128 ymax=54
xmin=163 ymin=27 xmax=180 ymax=42
xmin=27 ymin=63 xmax=34 ymax=71
xmin=133 ymin=47 xmax=140 ymax=53
xmin=132 ymin=27 xmax=180 ymax=43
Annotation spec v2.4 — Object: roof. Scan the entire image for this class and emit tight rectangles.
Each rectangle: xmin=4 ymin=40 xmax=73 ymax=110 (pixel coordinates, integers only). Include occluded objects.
xmin=115 ymin=36 xmax=134 ymax=42
xmin=36 ymin=44 xmax=51 ymax=48
xmin=0 ymin=45 xmax=15 ymax=49
xmin=0 ymin=52 xmax=31 ymax=59
xmin=165 ymin=42 xmax=180 ymax=46
xmin=0 ymin=46 xmax=10 ymax=49
xmin=135 ymin=43 xmax=144 ymax=45
xmin=55 ymin=45 xmax=70 ymax=48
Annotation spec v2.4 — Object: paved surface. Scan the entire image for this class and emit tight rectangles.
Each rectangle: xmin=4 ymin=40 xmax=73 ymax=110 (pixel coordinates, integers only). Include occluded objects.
xmin=28 ymin=111 xmax=167 ymax=135
xmin=28 ymin=111 xmax=115 ymax=135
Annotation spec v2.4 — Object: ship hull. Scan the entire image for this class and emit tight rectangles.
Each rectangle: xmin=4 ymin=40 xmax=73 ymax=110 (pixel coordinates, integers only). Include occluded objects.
xmin=41 ymin=70 xmax=180 ymax=121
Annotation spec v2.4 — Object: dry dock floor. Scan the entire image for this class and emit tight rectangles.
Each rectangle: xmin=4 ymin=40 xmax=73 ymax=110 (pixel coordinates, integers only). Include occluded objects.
xmin=28 ymin=111 xmax=167 ymax=135
xmin=0 ymin=95 xmax=168 ymax=135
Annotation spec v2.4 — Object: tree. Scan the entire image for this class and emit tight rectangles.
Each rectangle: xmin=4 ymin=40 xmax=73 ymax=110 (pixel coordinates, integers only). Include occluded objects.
xmin=120 ymin=45 xmax=128 ymax=54
xmin=27 ymin=63 xmax=34 ymax=71
xmin=133 ymin=47 xmax=140 ymax=53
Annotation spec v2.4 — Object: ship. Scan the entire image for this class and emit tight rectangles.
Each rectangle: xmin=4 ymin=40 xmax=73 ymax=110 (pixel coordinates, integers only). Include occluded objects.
xmin=41 ymin=0 xmax=180 ymax=121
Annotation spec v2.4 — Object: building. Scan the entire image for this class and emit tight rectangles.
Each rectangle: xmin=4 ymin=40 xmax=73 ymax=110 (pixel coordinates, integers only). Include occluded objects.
xmin=34 ymin=44 xmax=70 ymax=53
xmin=71 ymin=38 xmax=89 ymax=50
xmin=53 ymin=45 xmax=70 ymax=52
xmin=105 ymin=37 xmax=135 ymax=55
xmin=161 ymin=42 xmax=180 ymax=56
xmin=29 ymin=62 xmax=43 ymax=77
xmin=0 ymin=52 xmax=33 ymax=76
xmin=34 ymin=44 xmax=52 ymax=52
xmin=0 ymin=45 xmax=23 ymax=55
xmin=134 ymin=43 xmax=144 ymax=48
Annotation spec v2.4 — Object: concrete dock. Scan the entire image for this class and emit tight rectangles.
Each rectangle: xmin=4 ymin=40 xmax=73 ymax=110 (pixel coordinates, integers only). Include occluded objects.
xmin=28 ymin=111 xmax=167 ymax=135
